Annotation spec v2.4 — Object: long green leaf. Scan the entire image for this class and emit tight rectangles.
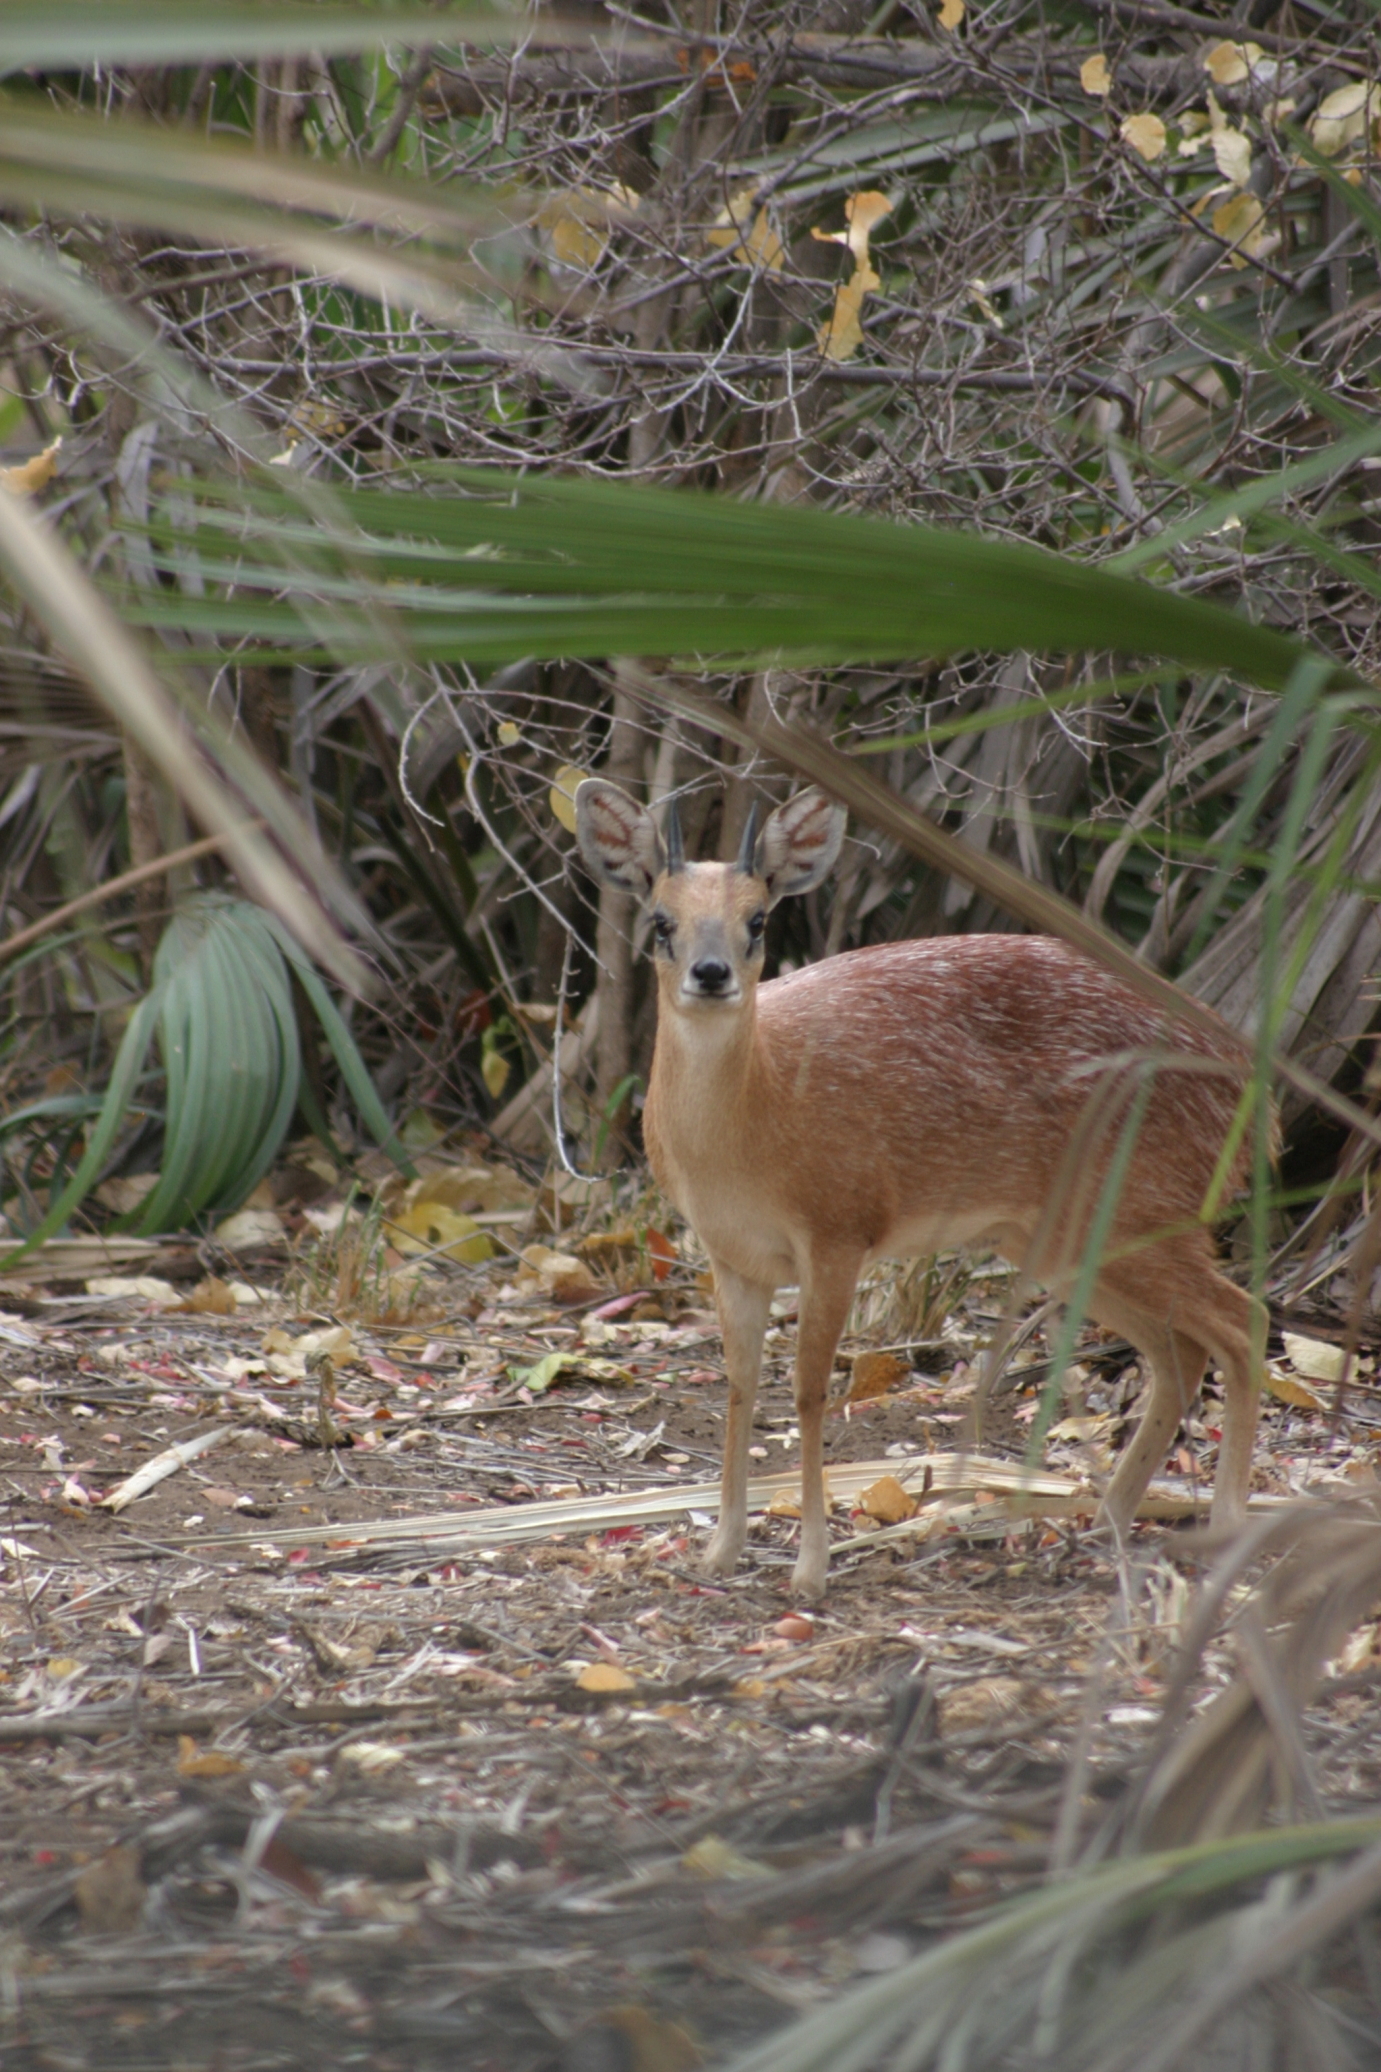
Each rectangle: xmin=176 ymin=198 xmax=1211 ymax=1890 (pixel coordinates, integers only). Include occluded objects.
xmin=152 ymin=467 xmax=1341 ymax=688
xmin=0 ymin=987 xmax=163 ymax=1260
xmin=272 ymin=929 xmax=414 ymax=1175
xmin=0 ymin=2 xmax=524 ymax=74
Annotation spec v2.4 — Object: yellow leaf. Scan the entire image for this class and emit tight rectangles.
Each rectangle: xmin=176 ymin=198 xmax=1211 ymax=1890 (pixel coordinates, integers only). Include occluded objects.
xmin=46 ymin=1656 xmax=81 ymax=1681
xmin=1282 ymin=1331 xmax=1346 ymax=1384
xmin=1211 ymin=125 xmax=1253 ymax=186
xmin=1315 ymin=81 xmax=1370 ymax=124
xmin=538 ymin=182 xmax=640 ymax=271
xmin=1309 ymin=83 xmax=1379 ymax=158
xmin=967 ymin=276 xmax=1004 ymax=328
xmin=1204 ymin=40 xmax=1262 ymax=87
xmin=847 ymin=1350 xmax=909 ymax=1402
xmin=1266 ymin=1369 xmax=1328 ymax=1412
xmin=481 ymin=1048 xmax=511 ymax=1100
xmin=576 ymin=1661 xmax=636 ymax=1692
xmin=818 ymin=270 xmax=869 ymax=361
xmin=1080 ymin=53 xmax=1111 ymax=97
xmin=706 ymin=187 xmax=784 ymax=271
xmin=1211 ymin=191 xmax=1269 ymax=268
xmin=497 ymin=720 xmax=522 ymax=746
xmin=550 ymin=763 xmax=589 ymax=833
xmin=390 ymin=1199 xmax=493 ymax=1265
xmin=1120 ymin=112 xmax=1167 ymax=161
xmin=0 ymin=437 xmax=61 ymax=496
xmin=176 ymin=1739 xmax=246 ymax=1778
xmin=176 ymin=1275 xmax=238 ymax=1316
xmin=813 ymin=190 xmax=893 ymax=362
xmin=937 ymin=0 xmax=964 ymax=27
xmin=743 ymin=205 xmax=785 ymax=271
xmin=856 ymin=1475 xmax=918 ymax=1524
xmin=682 ymin=1835 xmax=771 ymax=1879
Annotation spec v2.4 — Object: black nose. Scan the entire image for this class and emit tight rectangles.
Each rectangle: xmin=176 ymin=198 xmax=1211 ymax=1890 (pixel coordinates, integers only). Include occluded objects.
xmin=689 ymin=958 xmax=732 ymax=993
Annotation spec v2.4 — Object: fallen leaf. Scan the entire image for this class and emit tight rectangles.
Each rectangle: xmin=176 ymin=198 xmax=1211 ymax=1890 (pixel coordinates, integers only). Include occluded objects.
xmin=201 ymin=1485 xmax=246 ymax=1509
xmin=1282 ymin=1331 xmax=1346 ymax=1384
xmin=813 ymin=189 xmax=893 ymax=362
xmin=175 ymin=1276 xmax=238 ymax=1317
xmin=1080 ymin=53 xmax=1111 ymax=97
xmin=855 ymin=1474 xmax=918 ymax=1524
xmin=1266 ymin=1368 xmax=1328 ymax=1412
xmin=390 ymin=1197 xmax=493 ymax=1265
xmin=46 ymin=1656 xmax=82 ymax=1681
xmin=647 ymin=1227 xmax=678 ymax=1281
xmin=682 ymin=1834 xmax=771 ymax=1880
xmin=847 ymin=1350 xmax=909 ymax=1402
xmin=576 ymin=1661 xmax=636 ymax=1692
xmin=0 ymin=437 xmax=61 ymax=496
xmin=774 ymin=1613 xmax=814 ymax=1641
xmin=937 ymin=0 xmax=964 ymax=27
xmin=85 ymin=1274 xmax=180 ymax=1307
xmin=214 ymin=1207 xmax=286 ymax=1249
xmin=517 ymin=1242 xmax=600 ymax=1303
xmin=94 ymin=1173 xmax=159 ymax=1214
xmin=1120 ymin=112 xmax=1167 ymax=161
xmin=513 ymin=1351 xmax=635 ymax=1393
xmin=337 ymin=1741 xmax=406 ymax=1772
xmin=1204 ymin=40 xmax=1263 ymax=87
xmin=176 ymin=1737 xmax=246 ymax=1778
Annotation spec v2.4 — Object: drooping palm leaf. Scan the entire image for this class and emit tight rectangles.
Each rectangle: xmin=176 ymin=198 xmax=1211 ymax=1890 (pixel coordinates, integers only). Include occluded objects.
xmin=134 ymin=466 xmax=1333 ymax=687
xmin=0 ymin=897 xmax=411 ymax=1257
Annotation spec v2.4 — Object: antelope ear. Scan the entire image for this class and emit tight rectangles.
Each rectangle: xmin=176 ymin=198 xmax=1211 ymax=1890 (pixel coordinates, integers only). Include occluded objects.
xmin=575 ymin=779 xmax=664 ymax=900
xmin=754 ymin=789 xmax=846 ymax=907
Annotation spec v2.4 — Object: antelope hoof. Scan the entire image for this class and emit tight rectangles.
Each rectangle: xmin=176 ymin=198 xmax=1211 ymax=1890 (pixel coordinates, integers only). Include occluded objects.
xmin=789 ymin=1554 xmax=827 ymax=1603
xmin=702 ymin=1526 xmax=745 ymax=1577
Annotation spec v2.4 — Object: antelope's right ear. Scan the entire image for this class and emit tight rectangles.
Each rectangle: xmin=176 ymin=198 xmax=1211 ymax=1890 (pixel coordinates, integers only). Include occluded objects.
xmin=575 ymin=780 xmax=664 ymax=900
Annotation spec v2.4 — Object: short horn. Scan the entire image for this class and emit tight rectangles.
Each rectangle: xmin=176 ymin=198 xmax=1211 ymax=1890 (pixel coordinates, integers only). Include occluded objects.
xmin=737 ymin=799 xmax=760 ymax=875
xmin=664 ymin=798 xmax=685 ymax=873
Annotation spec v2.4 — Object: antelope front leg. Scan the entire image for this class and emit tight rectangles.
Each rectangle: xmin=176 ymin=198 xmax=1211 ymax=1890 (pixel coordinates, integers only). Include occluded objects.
xmin=792 ymin=1253 xmax=863 ymax=1601
xmin=704 ymin=1263 xmax=772 ymax=1577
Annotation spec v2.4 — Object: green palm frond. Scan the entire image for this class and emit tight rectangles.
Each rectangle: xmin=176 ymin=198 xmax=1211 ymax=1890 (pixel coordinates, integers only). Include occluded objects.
xmin=0 ymin=896 xmax=411 ymax=1257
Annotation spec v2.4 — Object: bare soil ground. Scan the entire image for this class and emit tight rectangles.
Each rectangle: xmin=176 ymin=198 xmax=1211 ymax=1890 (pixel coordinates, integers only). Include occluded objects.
xmin=1 ymin=1233 xmax=1379 ymax=2072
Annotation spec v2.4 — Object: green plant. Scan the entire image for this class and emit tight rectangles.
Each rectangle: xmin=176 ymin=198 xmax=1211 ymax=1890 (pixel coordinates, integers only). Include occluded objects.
xmin=0 ymin=894 xmax=411 ymax=1253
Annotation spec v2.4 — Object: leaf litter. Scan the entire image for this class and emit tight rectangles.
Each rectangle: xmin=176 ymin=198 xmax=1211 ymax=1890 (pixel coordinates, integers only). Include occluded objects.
xmin=0 ymin=1173 xmax=1380 ymax=2071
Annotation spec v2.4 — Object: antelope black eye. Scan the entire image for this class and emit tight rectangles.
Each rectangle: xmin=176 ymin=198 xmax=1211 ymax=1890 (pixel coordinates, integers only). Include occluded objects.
xmin=653 ymin=911 xmax=675 ymax=948
xmin=747 ymin=909 xmax=766 ymax=946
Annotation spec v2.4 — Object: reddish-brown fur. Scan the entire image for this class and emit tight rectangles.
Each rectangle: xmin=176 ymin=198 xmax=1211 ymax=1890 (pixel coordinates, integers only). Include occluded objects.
xmin=577 ymin=780 xmax=1266 ymax=1599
